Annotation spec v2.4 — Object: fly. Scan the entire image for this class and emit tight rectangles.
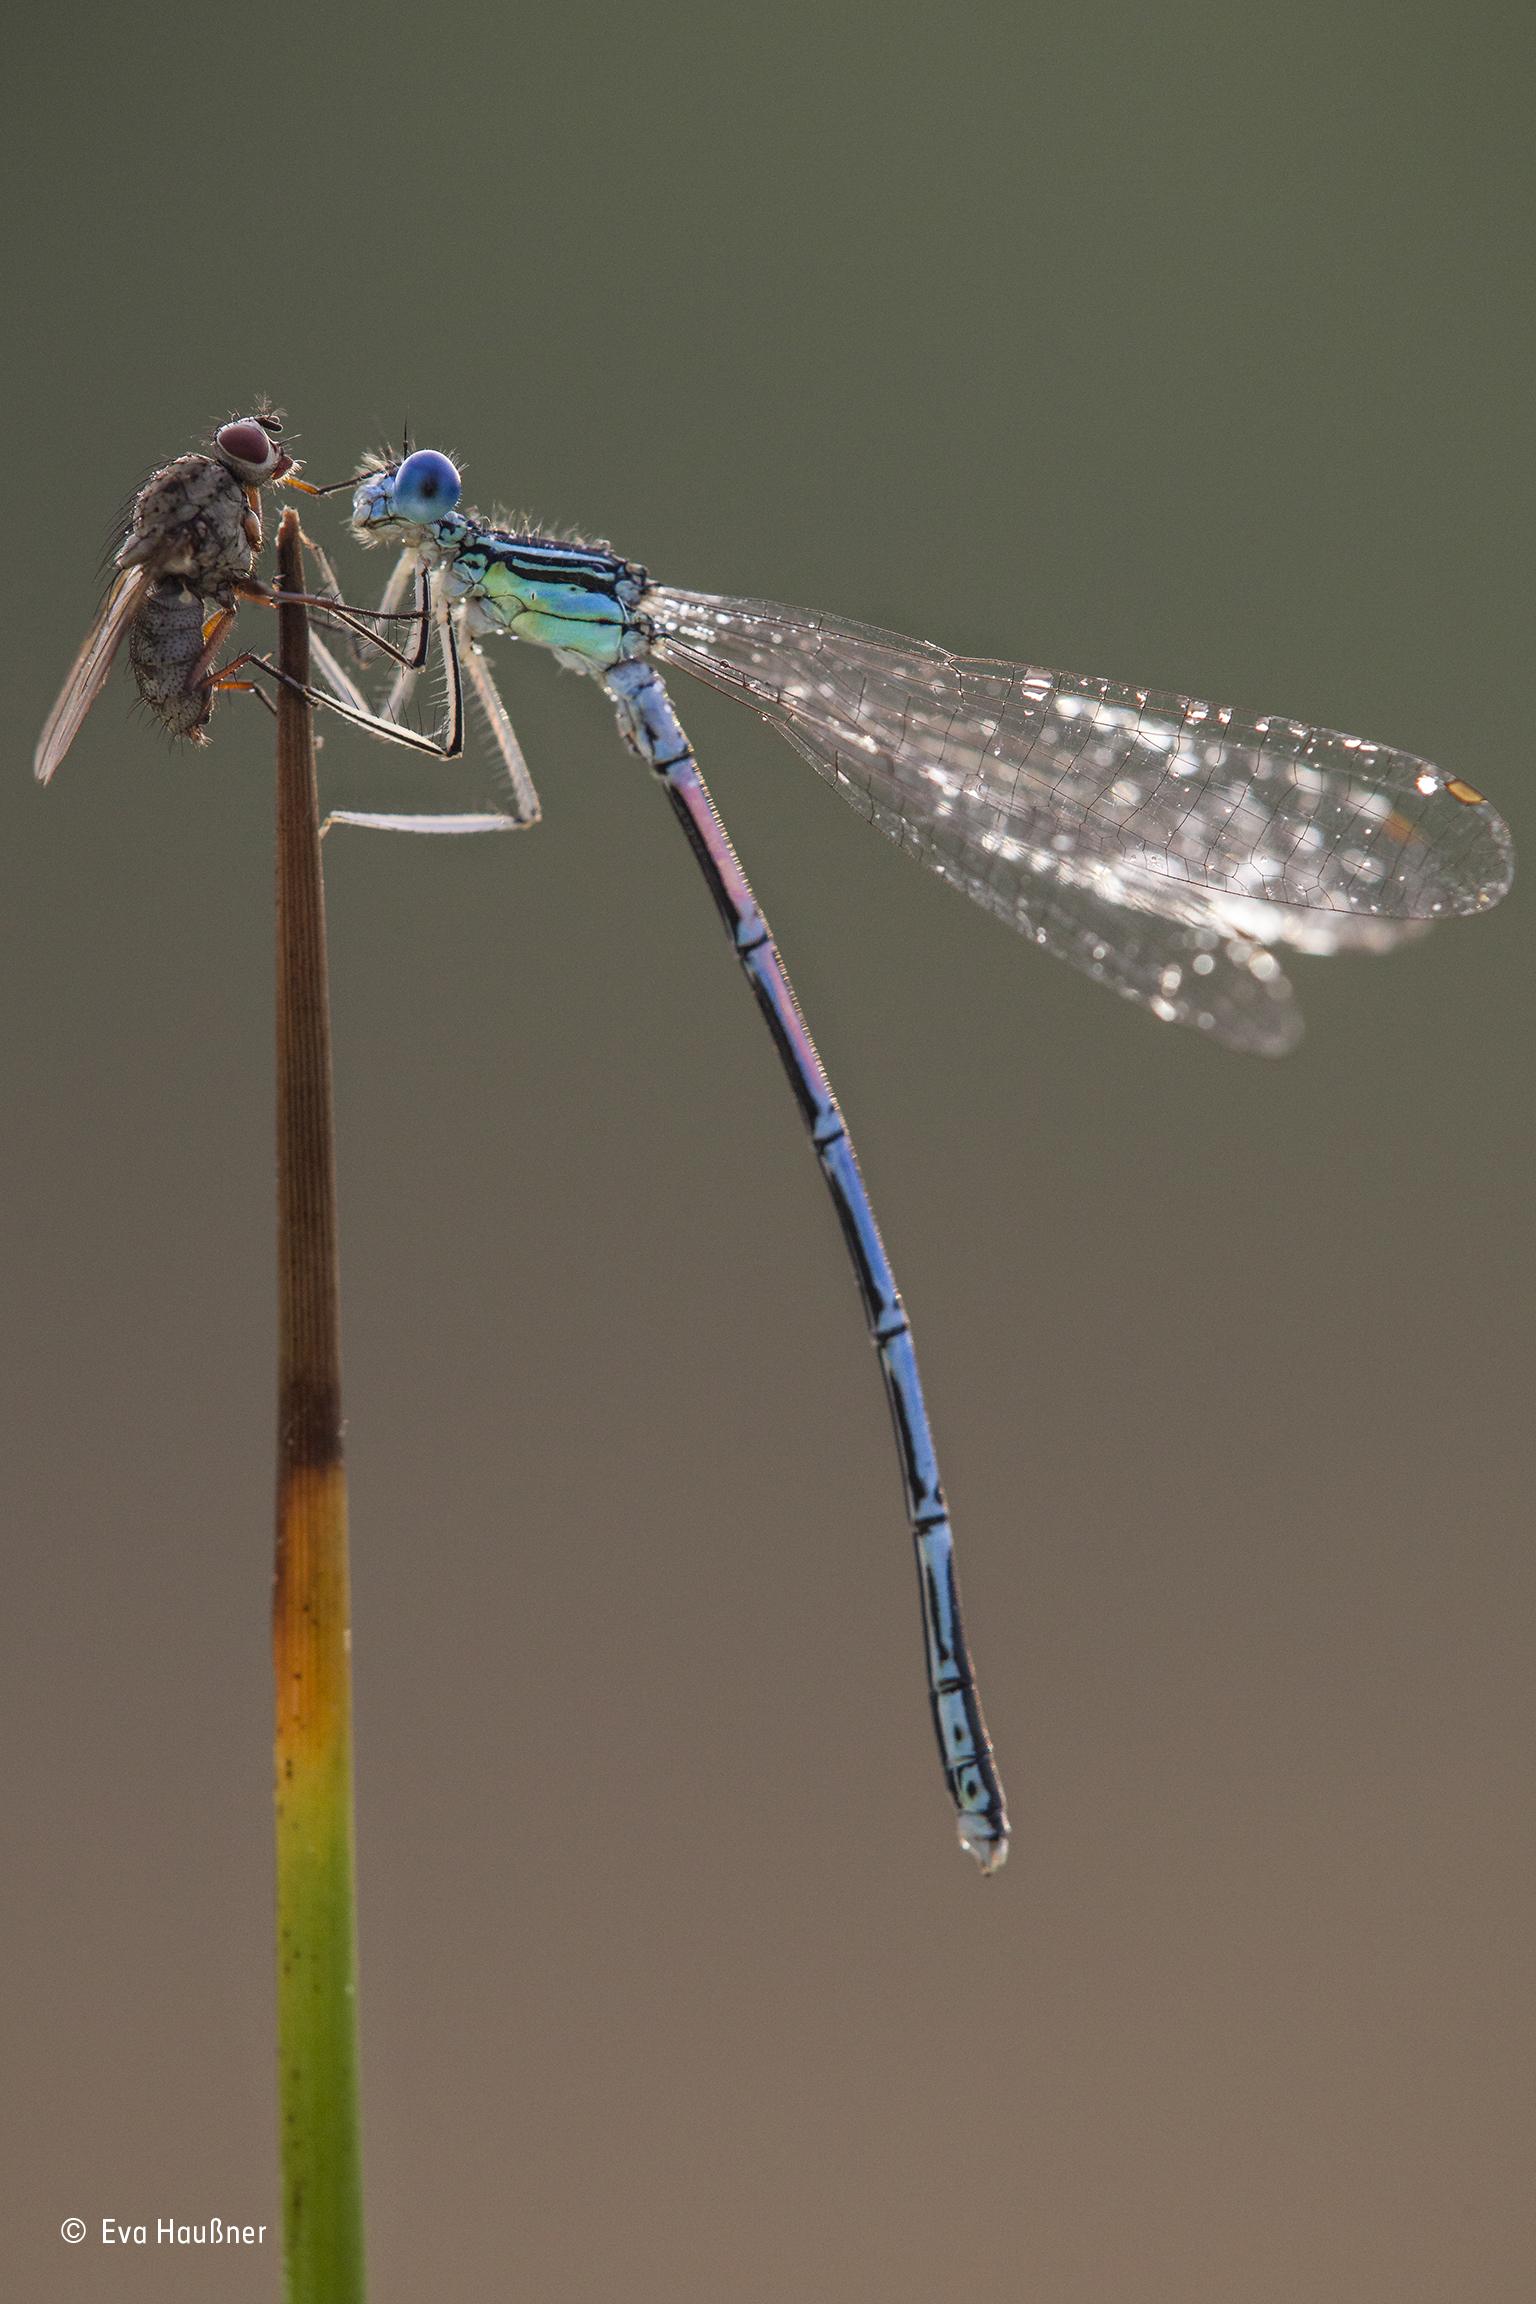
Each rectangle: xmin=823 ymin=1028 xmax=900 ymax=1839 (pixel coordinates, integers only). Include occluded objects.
xmin=34 ymin=415 xmax=425 ymax=782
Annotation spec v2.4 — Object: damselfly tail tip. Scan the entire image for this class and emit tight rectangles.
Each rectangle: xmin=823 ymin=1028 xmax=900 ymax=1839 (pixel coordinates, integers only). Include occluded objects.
xmin=958 ymin=1815 xmax=1009 ymax=1874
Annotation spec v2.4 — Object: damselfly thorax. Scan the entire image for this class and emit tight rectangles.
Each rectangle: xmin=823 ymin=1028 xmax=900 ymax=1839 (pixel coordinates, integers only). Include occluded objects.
xmin=353 ymin=472 xmax=650 ymax=671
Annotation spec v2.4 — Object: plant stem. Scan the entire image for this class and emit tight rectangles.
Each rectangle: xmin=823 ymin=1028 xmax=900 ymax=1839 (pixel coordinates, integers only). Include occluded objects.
xmin=272 ymin=506 xmax=366 ymax=2302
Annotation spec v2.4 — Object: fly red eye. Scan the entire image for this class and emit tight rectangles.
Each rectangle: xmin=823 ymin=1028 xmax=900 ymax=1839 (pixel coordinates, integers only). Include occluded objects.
xmin=215 ymin=419 xmax=279 ymax=476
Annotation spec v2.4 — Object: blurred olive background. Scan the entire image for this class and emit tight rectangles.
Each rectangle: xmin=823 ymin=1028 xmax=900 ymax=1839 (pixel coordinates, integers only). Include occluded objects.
xmin=3 ymin=4 xmax=1532 ymax=2299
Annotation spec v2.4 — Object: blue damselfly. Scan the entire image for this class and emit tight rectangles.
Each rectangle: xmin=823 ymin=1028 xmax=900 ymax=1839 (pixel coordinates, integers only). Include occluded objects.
xmin=293 ymin=447 xmax=1514 ymax=1871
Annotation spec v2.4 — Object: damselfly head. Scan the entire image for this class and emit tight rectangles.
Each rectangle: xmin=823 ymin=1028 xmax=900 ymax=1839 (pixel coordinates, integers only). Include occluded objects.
xmin=214 ymin=417 xmax=294 ymax=485
xmin=351 ymin=449 xmax=462 ymax=543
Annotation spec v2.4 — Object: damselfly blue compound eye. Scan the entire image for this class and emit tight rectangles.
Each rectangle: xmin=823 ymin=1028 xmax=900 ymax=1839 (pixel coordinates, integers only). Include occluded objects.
xmin=393 ymin=450 xmax=461 ymax=524
xmin=215 ymin=419 xmax=283 ymax=479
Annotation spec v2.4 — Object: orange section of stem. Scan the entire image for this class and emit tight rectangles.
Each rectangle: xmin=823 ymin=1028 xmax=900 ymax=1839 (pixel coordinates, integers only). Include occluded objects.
xmin=274 ymin=1461 xmax=353 ymax=1767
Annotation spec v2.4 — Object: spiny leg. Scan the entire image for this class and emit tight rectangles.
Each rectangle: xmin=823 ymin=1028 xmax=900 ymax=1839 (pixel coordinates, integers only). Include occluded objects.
xmin=318 ymin=593 xmax=540 ymax=831
xmin=382 ymin=564 xmax=428 ymax=721
xmin=374 ymin=544 xmax=417 ymax=625
xmin=299 ymin=541 xmax=426 ymax=714
xmin=227 ymin=589 xmax=528 ymax=836
xmin=228 ymin=563 xmax=452 ymax=751
xmin=321 ymin=809 xmax=518 ymax=837
xmin=225 ymin=636 xmax=464 ymax=761
xmin=196 ymin=568 xmax=438 ymax=746
xmin=309 ymin=625 xmax=372 ymax=716
xmin=259 ymin=581 xmax=431 ymax=675
xmin=604 ymin=656 xmax=1009 ymax=1872
xmin=276 ymin=550 xmax=422 ymax=717
xmin=300 ymin=533 xmax=422 ymax=682
xmin=210 ymin=669 xmax=278 ymax=718
xmin=461 ymin=630 xmax=541 ymax=826
xmin=296 ymin=543 xmax=425 ymax=712
xmin=234 ymin=549 xmax=537 ymax=834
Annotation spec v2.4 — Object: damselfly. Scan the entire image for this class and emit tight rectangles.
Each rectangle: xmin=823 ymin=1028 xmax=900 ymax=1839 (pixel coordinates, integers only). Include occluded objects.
xmin=34 ymin=415 xmax=427 ymax=783
xmin=304 ymin=448 xmax=1515 ymax=1871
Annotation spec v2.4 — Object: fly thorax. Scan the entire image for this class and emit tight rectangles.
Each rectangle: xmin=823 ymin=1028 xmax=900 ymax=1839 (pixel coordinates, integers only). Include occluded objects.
xmin=120 ymin=456 xmax=253 ymax=590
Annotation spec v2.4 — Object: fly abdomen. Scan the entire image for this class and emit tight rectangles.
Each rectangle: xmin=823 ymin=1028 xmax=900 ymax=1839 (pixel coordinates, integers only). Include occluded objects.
xmin=129 ymin=580 xmax=214 ymax=741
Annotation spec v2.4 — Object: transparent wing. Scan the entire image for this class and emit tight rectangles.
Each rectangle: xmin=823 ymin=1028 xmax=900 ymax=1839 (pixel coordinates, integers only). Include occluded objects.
xmin=969 ymin=866 xmax=1311 ymax=1054
xmin=34 ymin=564 xmax=152 ymax=783
xmin=649 ymin=593 xmax=1514 ymax=975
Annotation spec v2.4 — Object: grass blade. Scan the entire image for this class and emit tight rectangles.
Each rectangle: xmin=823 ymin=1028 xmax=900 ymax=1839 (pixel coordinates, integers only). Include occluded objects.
xmin=271 ymin=506 xmax=366 ymax=2302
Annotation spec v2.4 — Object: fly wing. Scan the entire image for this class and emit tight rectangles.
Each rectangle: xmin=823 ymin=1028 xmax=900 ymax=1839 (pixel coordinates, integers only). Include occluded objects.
xmin=34 ymin=564 xmax=153 ymax=783
xmin=649 ymin=593 xmax=1514 ymax=944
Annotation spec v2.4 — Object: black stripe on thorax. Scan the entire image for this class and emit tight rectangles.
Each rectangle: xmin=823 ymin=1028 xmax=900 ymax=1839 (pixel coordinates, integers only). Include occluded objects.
xmin=474 ymin=527 xmax=645 ymax=597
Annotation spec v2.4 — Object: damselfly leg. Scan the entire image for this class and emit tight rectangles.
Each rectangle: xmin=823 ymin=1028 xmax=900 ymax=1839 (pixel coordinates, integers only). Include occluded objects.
xmin=299 ymin=546 xmax=540 ymax=829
